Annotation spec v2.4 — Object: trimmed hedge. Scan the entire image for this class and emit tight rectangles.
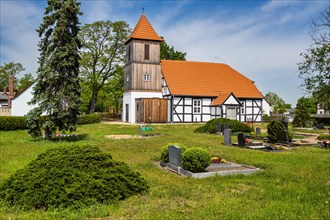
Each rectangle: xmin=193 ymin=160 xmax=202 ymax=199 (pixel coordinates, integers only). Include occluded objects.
xmin=194 ymin=118 xmax=253 ymax=133
xmin=182 ymin=147 xmax=211 ymax=173
xmin=0 ymin=116 xmax=27 ymax=130
xmin=0 ymin=145 xmax=149 ymax=209
xmin=0 ymin=114 xmax=101 ymax=131
xmin=160 ymin=143 xmax=187 ymax=162
xmin=77 ymin=114 xmax=101 ymax=125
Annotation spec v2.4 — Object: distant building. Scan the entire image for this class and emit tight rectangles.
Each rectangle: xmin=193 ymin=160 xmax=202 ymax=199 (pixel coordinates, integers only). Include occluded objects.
xmin=316 ymin=103 xmax=330 ymax=115
xmin=123 ymin=14 xmax=269 ymax=123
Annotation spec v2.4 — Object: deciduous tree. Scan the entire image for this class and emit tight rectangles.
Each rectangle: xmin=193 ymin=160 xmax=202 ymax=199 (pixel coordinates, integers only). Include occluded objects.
xmin=160 ymin=37 xmax=186 ymax=60
xmin=28 ymin=0 xmax=82 ymax=140
xmin=0 ymin=62 xmax=25 ymax=89
xmin=79 ymin=20 xmax=129 ymax=113
xmin=298 ymin=4 xmax=330 ymax=110
xmin=264 ymin=92 xmax=286 ymax=113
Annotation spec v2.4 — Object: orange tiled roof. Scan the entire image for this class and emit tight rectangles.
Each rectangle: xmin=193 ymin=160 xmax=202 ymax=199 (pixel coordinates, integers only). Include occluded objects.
xmin=125 ymin=14 xmax=163 ymax=44
xmin=161 ymin=60 xmax=264 ymax=99
xmin=210 ymin=92 xmax=233 ymax=106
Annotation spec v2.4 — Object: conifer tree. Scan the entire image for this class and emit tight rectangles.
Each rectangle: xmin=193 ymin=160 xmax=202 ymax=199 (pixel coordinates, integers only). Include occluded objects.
xmin=28 ymin=0 xmax=82 ymax=139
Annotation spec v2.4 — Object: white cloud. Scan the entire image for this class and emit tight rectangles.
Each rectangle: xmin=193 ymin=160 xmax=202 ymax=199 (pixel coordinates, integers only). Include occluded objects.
xmin=0 ymin=1 xmax=42 ymax=77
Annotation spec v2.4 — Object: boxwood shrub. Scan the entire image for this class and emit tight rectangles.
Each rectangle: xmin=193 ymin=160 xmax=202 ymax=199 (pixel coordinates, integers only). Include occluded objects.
xmin=182 ymin=147 xmax=211 ymax=173
xmin=0 ymin=145 xmax=148 ymax=210
xmin=194 ymin=118 xmax=253 ymax=133
xmin=160 ymin=143 xmax=187 ymax=162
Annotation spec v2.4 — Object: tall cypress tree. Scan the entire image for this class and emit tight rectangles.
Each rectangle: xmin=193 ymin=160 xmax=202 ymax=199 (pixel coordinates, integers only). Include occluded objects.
xmin=28 ymin=0 xmax=82 ymax=139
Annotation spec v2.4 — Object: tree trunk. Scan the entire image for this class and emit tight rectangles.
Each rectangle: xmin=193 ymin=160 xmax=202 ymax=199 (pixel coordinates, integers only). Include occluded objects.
xmin=89 ymin=90 xmax=99 ymax=114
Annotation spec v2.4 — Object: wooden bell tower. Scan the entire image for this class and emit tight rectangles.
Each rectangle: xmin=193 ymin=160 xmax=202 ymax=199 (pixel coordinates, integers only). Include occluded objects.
xmin=122 ymin=14 xmax=164 ymax=123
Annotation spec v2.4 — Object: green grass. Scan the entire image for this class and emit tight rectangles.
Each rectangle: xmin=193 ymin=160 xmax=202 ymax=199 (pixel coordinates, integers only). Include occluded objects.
xmin=0 ymin=123 xmax=329 ymax=219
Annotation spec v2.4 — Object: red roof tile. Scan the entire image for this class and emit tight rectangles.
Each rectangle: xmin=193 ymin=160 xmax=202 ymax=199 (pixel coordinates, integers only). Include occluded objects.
xmin=210 ymin=92 xmax=232 ymax=106
xmin=125 ymin=14 xmax=163 ymax=44
xmin=161 ymin=60 xmax=264 ymax=99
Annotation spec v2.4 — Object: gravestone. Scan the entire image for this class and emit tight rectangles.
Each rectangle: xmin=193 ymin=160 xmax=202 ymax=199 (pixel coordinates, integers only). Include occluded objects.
xmin=278 ymin=130 xmax=289 ymax=143
xmin=316 ymin=123 xmax=324 ymax=130
xmin=256 ymin=127 xmax=261 ymax=137
xmin=305 ymin=120 xmax=313 ymax=128
xmin=237 ymin=133 xmax=246 ymax=147
xmin=168 ymin=145 xmax=182 ymax=167
xmin=224 ymin=128 xmax=232 ymax=145
xmin=216 ymin=123 xmax=222 ymax=135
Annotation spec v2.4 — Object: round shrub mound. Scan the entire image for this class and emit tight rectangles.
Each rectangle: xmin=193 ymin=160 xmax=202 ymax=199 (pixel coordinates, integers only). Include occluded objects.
xmin=267 ymin=120 xmax=286 ymax=143
xmin=0 ymin=145 xmax=148 ymax=210
xmin=182 ymin=147 xmax=211 ymax=173
xmin=194 ymin=118 xmax=253 ymax=133
xmin=160 ymin=143 xmax=187 ymax=162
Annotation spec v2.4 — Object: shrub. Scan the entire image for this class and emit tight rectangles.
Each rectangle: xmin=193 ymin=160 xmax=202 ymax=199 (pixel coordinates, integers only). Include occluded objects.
xmin=194 ymin=118 xmax=253 ymax=133
xmin=182 ymin=147 xmax=211 ymax=173
xmin=267 ymin=120 xmax=289 ymax=143
xmin=0 ymin=145 xmax=148 ymax=210
xmin=0 ymin=116 xmax=27 ymax=130
xmin=160 ymin=143 xmax=187 ymax=162
xmin=77 ymin=114 xmax=101 ymax=125
xmin=317 ymin=134 xmax=330 ymax=140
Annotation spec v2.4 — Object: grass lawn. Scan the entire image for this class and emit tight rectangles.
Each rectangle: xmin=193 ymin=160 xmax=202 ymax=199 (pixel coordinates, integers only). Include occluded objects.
xmin=0 ymin=123 xmax=329 ymax=219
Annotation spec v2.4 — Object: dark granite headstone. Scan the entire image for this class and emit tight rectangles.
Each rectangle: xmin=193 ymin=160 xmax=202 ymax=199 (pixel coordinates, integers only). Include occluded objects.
xmin=224 ymin=128 xmax=232 ymax=145
xmin=278 ymin=130 xmax=289 ymax=143
xmin=316 ymin=123 xmax=324 ymax=130
xmin=256 ymin=127 xmax=261 ymax=137
xmin=238 ymin=133 xmax=246 ymax=147
xmin=168 ymin=145 xmax=182 ymax=166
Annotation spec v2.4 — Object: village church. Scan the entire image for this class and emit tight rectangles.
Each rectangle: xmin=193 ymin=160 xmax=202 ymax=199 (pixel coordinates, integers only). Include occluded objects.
xmin=123 ymin=14 xmax=270 ymax=123
xmin=0 ymin=13 xmax=270 ymax=121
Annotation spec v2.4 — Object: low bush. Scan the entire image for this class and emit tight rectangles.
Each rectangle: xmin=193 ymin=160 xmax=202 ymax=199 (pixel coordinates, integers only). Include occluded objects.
xmin=160 ymin=143 xmax=187 ymax=162
xmin=194 ymin=118 xmax=253 ymax=133
xmin=0 ymin=116 xmax=27 ymax=130
xmin=182 ymin=147 xmax=211 ymax=173
xmin=267 ymin=120 xmax=292 ymax=143
xmin=77 ymin=114 xmax=101 ymax=125
xmin=317 ymin=134 xmax=330 ymax=140
xmin=0 ymin=145 xmax=148 ymax=210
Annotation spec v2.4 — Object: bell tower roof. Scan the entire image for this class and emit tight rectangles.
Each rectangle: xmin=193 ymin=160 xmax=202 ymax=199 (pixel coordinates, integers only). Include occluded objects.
xmin=125 ymin=14 xmax=163 ymax=44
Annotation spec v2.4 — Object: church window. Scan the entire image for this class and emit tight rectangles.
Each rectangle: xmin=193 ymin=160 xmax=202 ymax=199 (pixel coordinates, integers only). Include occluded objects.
xmin=144 ymin=44 xmax=149 ymax=60
xmin=193 ymin=99 xmax=201 ymax=114
xmin=127 ymin=45 xmax=131 ymax=62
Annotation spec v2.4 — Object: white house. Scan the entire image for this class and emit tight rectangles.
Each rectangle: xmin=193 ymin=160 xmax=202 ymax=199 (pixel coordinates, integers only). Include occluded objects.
xmin=122 ymin=14 xmax=269 ymax=123
xmin=11 ymin=82 xmax=37 ymax=116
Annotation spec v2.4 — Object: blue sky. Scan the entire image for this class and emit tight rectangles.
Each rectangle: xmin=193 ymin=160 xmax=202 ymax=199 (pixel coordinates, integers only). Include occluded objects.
xmin=0 ymin=0 xmax=327 ymax=106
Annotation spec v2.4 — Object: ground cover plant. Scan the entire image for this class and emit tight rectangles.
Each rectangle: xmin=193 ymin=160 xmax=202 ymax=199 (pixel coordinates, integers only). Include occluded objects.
xmin=0 ymin=145 xmax=148 ymax=210
xmin=0 ymin=123 xmax=329 ymax=219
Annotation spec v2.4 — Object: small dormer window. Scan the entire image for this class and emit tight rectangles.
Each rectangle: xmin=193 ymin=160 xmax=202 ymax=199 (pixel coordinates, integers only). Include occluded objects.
xmin=144 ymin=44 xmax=149 ymax=60
xmin=144 ymin=74 xmax=150 ymax=81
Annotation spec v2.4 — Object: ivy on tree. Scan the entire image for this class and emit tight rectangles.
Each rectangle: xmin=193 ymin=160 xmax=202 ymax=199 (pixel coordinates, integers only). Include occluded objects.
xmin=28 ymin=0 xmax=82 ymax=139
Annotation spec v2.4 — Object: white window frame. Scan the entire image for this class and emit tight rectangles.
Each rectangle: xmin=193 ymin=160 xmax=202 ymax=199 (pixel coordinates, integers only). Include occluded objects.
xmin=144 ymin=74 xmax=150 ymax=81
xmin=193 ymin=99 xmax=202 ymax=114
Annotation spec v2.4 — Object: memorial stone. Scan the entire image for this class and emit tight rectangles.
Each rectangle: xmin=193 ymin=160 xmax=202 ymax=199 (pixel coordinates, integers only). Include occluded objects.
xmin=168 ymin=145 xmax=182 ymax=167
xmin=238 ymin=133 xmax=246 ymax=147
xmin=224 ymin=128 xmax=232 ymax=145
xmin=256 ymin=127 xmax=261 ymax=137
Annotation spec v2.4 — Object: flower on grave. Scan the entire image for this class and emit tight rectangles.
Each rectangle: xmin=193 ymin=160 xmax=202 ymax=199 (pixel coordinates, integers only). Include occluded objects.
xmin=211 ymin=156 xmax=222 ymax=163
xmin=245 ymin=139 xmax=253 ymax=143
xmin=220 ymin=158 xmax=227 ymax=163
